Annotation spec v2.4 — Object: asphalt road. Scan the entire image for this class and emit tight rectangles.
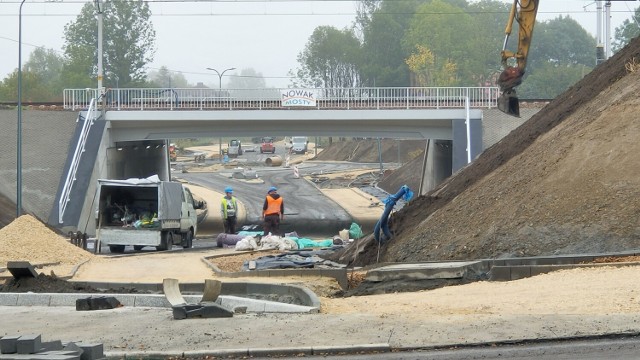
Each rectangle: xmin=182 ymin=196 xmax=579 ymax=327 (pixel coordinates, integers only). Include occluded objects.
xmin=269 ymin=337 xmax=640 ymax=360
xmin=177 ymin=162 xmax=367 ymax=236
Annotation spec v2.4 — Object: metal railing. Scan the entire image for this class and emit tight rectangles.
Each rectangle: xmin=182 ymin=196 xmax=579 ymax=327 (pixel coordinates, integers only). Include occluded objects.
xmin=59 ymin=97 xmax=99 ymax=224
xmin=63 ymin=87 xmax=499 ymax=111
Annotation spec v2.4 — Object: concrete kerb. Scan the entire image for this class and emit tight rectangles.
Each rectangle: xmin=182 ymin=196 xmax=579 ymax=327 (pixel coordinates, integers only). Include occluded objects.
xmin=101 ymin=329 xmax=640 ymax=360
xmin=105 ymin=343 xmax=391 ymax=359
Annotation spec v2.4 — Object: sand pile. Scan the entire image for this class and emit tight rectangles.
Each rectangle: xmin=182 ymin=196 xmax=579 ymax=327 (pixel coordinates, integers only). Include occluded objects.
xmin=0 ymin=215 xmax=94 ymax=267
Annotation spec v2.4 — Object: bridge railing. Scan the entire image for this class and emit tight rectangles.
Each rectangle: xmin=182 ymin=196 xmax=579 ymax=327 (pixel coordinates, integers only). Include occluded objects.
xmin=63 ymin=86 xmax=499 ymax=111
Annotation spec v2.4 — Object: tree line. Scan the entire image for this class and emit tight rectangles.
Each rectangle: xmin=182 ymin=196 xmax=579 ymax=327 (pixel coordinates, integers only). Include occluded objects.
xmin=1 ymin=0 xmax=639 ymax=102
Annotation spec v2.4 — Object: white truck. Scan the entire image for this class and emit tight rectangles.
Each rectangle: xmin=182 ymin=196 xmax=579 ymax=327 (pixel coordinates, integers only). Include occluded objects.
xmin=227 ymin=139 xmax=243 ymax=157
xmin=94 ymin=175 xmax=203 ymax=253
xmin=290 ymin=136 xmax=309 ymax=154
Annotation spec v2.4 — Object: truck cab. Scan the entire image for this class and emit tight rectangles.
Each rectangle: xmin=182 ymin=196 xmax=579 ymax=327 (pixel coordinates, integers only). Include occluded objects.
xmin=228 ymin=139 xmax=243 ymax=157
xmin=260 ymin=137 xmax=276 ymax=154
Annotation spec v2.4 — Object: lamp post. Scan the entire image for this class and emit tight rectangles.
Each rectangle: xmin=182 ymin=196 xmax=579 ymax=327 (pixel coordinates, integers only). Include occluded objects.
xmin=206 ymin=67 xmax=236 ymax=89
xmin=95 ymin=0 xmax=105 ymax=98
xmin=16 ymin=0 xmax=26 ymax=217
xmin=206 ymin=67 xmax=235 ymax=163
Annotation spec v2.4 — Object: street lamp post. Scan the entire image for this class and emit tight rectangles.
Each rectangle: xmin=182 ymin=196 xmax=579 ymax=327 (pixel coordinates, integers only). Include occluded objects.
xmin=17 ymin=0 xmax=26 ymax=217
xmin=206 ymin=67 xmax=235 ymax=163
xmin=206 ymin=67 xmax=236 ymax=89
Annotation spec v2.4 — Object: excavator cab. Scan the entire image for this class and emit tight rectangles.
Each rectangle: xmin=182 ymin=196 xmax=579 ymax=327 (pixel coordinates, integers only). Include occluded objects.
xmin=498 ymin=0 xmax=539 ymax=117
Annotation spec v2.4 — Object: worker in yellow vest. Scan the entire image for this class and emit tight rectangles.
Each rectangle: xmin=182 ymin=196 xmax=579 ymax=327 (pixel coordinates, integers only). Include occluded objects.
xmin=221 ymin=186 xmax=238 ymax=234
xmin=261 ymin=186 xmax=284 ymax=236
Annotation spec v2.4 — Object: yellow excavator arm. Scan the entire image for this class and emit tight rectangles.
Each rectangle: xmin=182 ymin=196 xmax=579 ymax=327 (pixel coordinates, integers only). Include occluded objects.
xmin=498 ymin=0 xmax=540 ymax=117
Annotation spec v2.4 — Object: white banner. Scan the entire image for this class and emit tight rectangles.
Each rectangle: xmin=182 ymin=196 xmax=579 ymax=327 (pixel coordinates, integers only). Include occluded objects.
xmin=281 ymin=89 xmax=316 ymax=107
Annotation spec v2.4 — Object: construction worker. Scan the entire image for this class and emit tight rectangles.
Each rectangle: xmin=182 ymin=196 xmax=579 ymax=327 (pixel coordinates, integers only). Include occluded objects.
xmin=261 ymin=186 xmax=284 ymax=236
xmin=220 ymin=186 xmax=238 ymax=234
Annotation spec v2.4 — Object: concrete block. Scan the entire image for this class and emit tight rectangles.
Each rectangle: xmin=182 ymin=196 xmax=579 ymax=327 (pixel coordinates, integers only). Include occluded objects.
xmin=62 ymin=342 xmax=82 ymax=354
xmin=77 ymin=343 xmax=103 ymax=360
xmin=0 ymin=335 xmax=20 ymax=354
xmin=16 ymin=334 xmax=41 ymax=354
xmin=248 ymin=346 xmax=312 ymax=357
xmin=75 ymin=296 xmax=121 ymax=311
xmin=17 ymin=293 xmax=51 ymax=306
xmin=133 ymin=294 xmax=170 ymax=308
xmin=40 ymin=340 xmax=64 ymax=352
xmin=530 ymin=265 xmax=556 ymax=277
xmin=488 ymin=266 xmax=510 ymax=281
xmin=50 ymin=294 xmax=85 ymax=307
xmin=509 ymin=266 xmax=532 ymax=280
xmin=0 ymin=293 xmax=19 ymax=306
xmin=312 ymin=343 xmax=390 ymax=355
xmin=7 ymin=261 xmax=38 ymax=279
xmin=172 ymin=303 xmax=234 ymax=320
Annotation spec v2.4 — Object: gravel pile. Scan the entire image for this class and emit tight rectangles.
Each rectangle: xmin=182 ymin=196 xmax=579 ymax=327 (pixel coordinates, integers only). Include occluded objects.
xmin=0 ymin=215 xmax=94 ymax=267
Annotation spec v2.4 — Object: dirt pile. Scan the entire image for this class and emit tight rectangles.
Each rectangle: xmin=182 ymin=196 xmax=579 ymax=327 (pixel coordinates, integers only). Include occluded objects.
xmin=345 ymin=36 xmax=640 ymax=266
xmin=312 ymin=139 xmax=426 ymax=193
xmin=0 ymin=215 xmax=94 ymax=267
xmin=313 ymin=139 xmax=426 ymax=164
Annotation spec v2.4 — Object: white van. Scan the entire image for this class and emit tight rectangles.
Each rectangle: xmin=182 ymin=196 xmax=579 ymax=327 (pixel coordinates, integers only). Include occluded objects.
xmin=290 ymin=136 xmax=309 ymax=154
xmin=94 ymin=175 xmax=203 ymax=253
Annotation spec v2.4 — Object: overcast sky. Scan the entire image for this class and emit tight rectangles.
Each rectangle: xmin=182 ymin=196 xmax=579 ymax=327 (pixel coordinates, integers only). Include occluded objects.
xmin=0 ymin=0 xmax=638 ymax=89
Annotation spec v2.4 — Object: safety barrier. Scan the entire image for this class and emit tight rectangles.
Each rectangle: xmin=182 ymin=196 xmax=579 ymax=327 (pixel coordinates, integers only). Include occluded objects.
xmin=63 ymin=86 xmax=499 ymax=111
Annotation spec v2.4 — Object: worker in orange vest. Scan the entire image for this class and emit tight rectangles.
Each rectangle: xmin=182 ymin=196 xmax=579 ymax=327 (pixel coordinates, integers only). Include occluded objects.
xmin=261 ymin=186 xmax=284 ymax=236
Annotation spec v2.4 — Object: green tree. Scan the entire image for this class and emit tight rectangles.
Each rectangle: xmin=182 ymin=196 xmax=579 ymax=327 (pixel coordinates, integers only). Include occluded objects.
xmin=294 ymin=26 xmax=362 ymax=88
xmin=359 ymin=0 xmax=422 ymax=86
xmin=515 ymin=16 xmax=594 ymax=98
xmin=405 ymin=44 xmax=458 ymax=86
xmin=466 ymin=0 xmax=512 ymax=85
xmin=403 ymin=0 xmax=481 ymax=86
xmin=612 ymin=6 xmax=640 ymax=53
xmin=0 ymin=48 xmax=65 ymax=102
xmin=518 ymin=61 xmax=591 ymax=99
xmin=527 ymin=16 xmax=595 ymax=71
xmin=62 ymin=0 xmax=156 ymax=88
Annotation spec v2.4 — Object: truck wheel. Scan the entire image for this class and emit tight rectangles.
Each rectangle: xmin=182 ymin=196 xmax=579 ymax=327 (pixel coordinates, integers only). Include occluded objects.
xmin=133 ymin=245 xmax=144 ymax=251
xmin=109 ymin=245 xmax=125 ymax=253
xmin=183 ymin=230 xmax=193 ymax=249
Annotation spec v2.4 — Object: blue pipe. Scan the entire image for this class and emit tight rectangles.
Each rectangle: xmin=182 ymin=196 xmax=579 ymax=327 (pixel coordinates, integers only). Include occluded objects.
xmin=374 ymin=185 xmax=414 ymax=244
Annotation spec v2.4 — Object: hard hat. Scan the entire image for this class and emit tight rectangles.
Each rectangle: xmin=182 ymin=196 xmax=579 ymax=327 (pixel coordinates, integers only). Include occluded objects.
xmin=224 ymin=186 xmax=233 ymax=193
xmin=268 ymin=186 xmax=277 ymax=193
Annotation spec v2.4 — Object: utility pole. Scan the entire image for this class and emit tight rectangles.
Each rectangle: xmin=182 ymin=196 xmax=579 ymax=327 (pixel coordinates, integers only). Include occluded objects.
xmin=95 ymin=0 xmax=105 ymax=105
xmin=17 ymin=0 xmax=26 ymax=217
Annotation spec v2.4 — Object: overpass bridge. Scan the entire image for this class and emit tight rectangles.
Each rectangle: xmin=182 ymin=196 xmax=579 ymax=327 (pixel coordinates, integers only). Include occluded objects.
xmin=57 ymin=86 xmax=497 ymax=234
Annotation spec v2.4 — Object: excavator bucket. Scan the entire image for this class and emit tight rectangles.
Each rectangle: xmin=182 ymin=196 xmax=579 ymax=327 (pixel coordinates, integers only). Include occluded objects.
xmin=497 ymin=90 xmax=520 ymax=117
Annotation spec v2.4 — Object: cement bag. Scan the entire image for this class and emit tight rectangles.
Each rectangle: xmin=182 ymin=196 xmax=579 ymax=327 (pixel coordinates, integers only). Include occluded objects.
xmin=339 ymin=229 xmax=350 ymax=240
xmin=216 ymin=233 xmax=245 ymax=248
xmin=235 ymin=238 xmax=256 ymax=251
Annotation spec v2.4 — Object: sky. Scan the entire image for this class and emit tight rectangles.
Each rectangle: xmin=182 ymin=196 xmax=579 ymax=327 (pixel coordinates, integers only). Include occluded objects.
xmin=0 ymin=0 xmax=638 ymax=89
